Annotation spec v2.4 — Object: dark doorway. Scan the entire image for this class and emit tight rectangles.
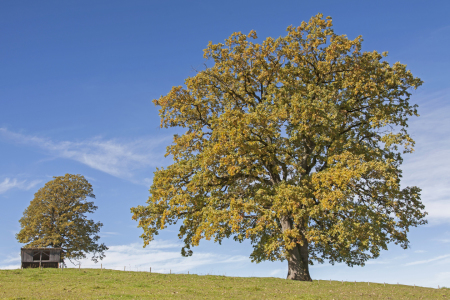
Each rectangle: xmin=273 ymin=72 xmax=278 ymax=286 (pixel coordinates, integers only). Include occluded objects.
xmin=41 ymin=251 xmax=50 ymax=261
xmin=33 ymin=251 xmax=40 ymax=261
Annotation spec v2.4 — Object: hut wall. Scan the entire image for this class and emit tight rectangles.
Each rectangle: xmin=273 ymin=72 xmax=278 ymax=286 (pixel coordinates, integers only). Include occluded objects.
xmin=49 ymin=249 xmax=60 ymax=262
xmin=21 ymin=249 xmax=34 ymax=262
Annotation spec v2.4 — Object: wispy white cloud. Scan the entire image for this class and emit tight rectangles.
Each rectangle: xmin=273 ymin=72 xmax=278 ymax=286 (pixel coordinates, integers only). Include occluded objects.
xmin=0 ymin=253 xmax=21 ymax=270
xmin=0 ymin=178 xmax=41 ymax=194
xmin=365 ymin=254 xmax=408 ymax=265
xmin=0 ymin=128 xmax=172 ymax=182
xmin=404 ymin=254 xmax=450 ymax=266
xmin=2 ymin=256 xmax=20 ymax=264
xmin=269 ymin=269 xmax=283 ymax=276
xmin=400 ymin=91 xmax=450 ymax=222
xmin=365 ymin=260 xmax=389 ymax=265
xmin=67 ymin=241 xmax=249 ymax=274
xmin=434 ymin=238 xmax=450 ymax=243
xmin=0 ymin=264 xmax=21 ymax=270
xmin=435 ymin=272 xmax=450 ymax=285
xmin=101 ymin=232 xmax=120 ymax=237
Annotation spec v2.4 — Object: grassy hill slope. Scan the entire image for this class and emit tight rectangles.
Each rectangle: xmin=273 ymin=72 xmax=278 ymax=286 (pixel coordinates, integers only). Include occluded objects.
xmin=0 ymin=269 xmax=447 ymax=299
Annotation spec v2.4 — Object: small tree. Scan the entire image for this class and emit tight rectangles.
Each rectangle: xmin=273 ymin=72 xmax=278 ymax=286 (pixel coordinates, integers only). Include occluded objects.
xmin=131 ymin=14 xmax=427 ymax=281
xmin=16 ymin=174 xmax=107 ymax=264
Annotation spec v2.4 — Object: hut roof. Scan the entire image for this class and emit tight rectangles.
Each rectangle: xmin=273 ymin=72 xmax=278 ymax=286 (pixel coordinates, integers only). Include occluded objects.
xmin=21 ymin=247 xmax=62 ymax=250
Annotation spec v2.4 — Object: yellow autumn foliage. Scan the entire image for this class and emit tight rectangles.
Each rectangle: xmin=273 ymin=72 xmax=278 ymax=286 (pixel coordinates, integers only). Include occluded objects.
xmin=131 ymin=13 xmax=426 ymax=280
xmin=16 ymin=174 xmax=108 ymax=264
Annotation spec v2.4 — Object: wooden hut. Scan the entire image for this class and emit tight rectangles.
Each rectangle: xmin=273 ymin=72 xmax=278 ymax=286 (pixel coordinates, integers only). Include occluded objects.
xmin=21 ymin=248 xmax=62 ymax=268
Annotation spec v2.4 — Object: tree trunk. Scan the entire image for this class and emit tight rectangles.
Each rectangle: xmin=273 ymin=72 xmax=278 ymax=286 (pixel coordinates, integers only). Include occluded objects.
xmin=280 ymin=216 xmax=312 ymax=281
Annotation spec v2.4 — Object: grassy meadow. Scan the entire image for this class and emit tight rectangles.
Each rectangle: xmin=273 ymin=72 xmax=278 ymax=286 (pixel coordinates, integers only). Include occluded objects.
xmin=0 ymin=268 xmax=448 ymax=299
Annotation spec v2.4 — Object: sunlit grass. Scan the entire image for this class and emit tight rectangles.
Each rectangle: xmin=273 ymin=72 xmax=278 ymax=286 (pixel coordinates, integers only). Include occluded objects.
xmin=0 ymin=268 xmax=447 ymax=299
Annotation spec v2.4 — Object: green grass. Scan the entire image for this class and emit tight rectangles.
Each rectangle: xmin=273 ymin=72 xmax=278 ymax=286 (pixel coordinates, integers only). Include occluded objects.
xmin=0 ymin=268 xmax=448 ymax=299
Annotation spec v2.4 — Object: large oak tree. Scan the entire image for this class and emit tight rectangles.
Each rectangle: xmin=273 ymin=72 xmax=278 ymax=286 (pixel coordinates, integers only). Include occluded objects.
xmin=131 ymin=14 xmax=427 ymax=280
xmin=17 ymin=174 xmax=107 ymax=264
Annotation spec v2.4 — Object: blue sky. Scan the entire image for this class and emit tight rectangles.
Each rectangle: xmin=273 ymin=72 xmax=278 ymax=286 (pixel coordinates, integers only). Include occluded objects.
xmin=1 ymin=0 xmax=449 ymax=288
